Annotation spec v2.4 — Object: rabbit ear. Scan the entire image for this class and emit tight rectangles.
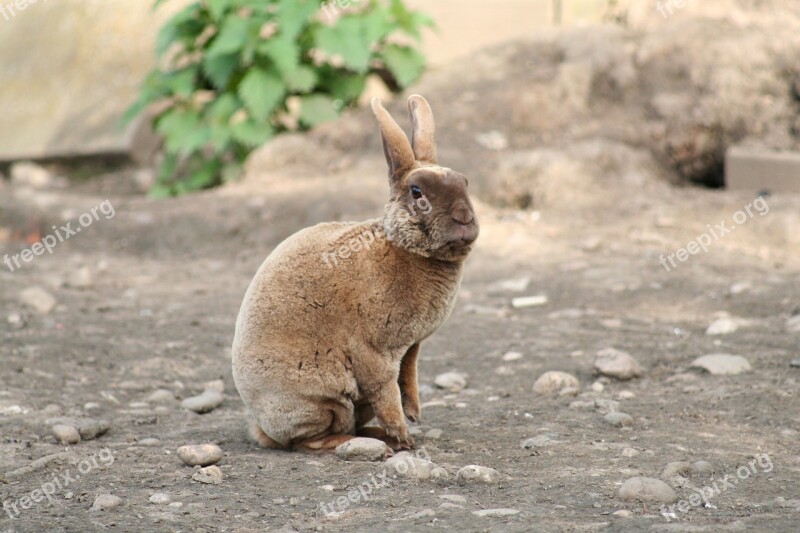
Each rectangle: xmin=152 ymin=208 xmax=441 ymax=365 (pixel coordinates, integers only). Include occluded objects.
xmin=371 ymin=98 xmax=415 ymax=181
xmin=407 ymin=94 xmax=437 ymax=164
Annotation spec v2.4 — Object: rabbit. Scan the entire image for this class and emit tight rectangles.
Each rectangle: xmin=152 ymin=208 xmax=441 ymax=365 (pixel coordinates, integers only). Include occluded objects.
xmin=231 ymin=94 xmax=479 ymax=452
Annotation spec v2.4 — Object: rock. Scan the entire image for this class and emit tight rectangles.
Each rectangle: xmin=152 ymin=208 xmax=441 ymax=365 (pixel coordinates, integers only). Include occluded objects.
xmin=177 ymin=444 xmax=224 ymax=467
xmin=594 ymin=399 xmax=621 ymax=414
xmin=618 ymin=477 xmax=677 ymax=504
xmin=618 ymin=390 xmax=636 ymax=400
xmin=705 ymin=317 xmax=740 ymax=335
xmin=473 ymin=508 xmax=520 ymax=517
xmin=591 ymin=381 xmax=605 ymax=392
xmin=434 ymin=372 xmax=467 ymax=392
xmin=502 ymin=351 xmax=523 ymax=361
xmin=604 ymin=412 xmax=634 ymax=427
xmin=594 ymin=348 xmax=642 ymax=380
xmin=430 ymin=466 xmax=450 ymax=480
xmin=91 ymin=494 xmax=123 ymax=511
xmin=65 ymin=267 xmax=93 ymax=288
xmin=425 ymin=428 xmax=443 ymax=440
xmin=334 ymin=438 xmax=390 ymax=462
xmin=439 ymin=502 xmax=463 ymax=510
xmin=613 ymin=509 xmax=633 ymax=518
xmin=511 ymin=295 xmax=548 ymax=308
xmin=203 ymin=379 xmax=225 ymax=393
xmin=692 ymin=461 xmax=714 ymax=474
xmin=192 ymin=465 xmax=224 ymax=485
xmin=439 ymin=494 xmax=467 ymax=503
xmin=52 ymin=424 xmax=81 ymax=445
xmin=522 ymin=434 xmax=557 ymax=449
xmin=786 ymin=315 xmax=800 ymax=333
xmin=456 ymin=465 xmax=501 ymax=484
xmin=181 ymin=389 xmax=224 ymax=413
xmin=791 ymin=359 xmax=800 ymax=368
xmin=137 ymin=438 xmax=161 ymax=447
xmin=10 ymin=161 xmax=55 ymax=188
xmin=662 ymin=461 xmax=693 ymax=478
xmin=19 ymin=287 xmax=57 ymax=314
xmin=46 ymin=417 xmax=110 ymax=441
xmin=559 ymin=386 xmax=581 ymax=397
xmin=621 ymin=447 xmax=639 ymax=458
xmin=146 ymin=389 xmax=176 ymax=404
xmin=149 ymin=493 xmax=171 ymax=505
xmin=691 ymin=354 xmax=752 ymax=375
xmin=532 ymin=371 xmax=580 ymax=395
xmin=384 ymin=452 xmax=434 ymax=480
xmin=408 ymin=508 xmax=436 ymax=519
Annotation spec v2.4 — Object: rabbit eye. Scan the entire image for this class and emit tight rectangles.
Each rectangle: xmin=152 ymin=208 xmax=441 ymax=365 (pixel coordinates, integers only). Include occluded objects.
xmin=410 ymin=185 xmax=423 ymax=200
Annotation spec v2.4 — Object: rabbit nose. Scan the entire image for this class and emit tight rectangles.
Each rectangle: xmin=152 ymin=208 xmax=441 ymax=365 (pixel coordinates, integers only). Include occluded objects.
xmin=452 ymin=208 xmax=474 ymax=226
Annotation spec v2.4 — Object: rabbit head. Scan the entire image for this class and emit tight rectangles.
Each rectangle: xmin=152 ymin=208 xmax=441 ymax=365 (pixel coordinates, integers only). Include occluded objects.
xmin=371 ymin=95 xmax=479 ymax=262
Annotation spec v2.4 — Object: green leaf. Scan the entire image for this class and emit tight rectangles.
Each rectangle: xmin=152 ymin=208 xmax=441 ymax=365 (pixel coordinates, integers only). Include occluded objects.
xmin=238 ymin=67 xmax=285 ymax=120
xmin=324 ymin=72 xmax=366 ymax=102
xmin=202 ymin=53 xmax=239 ymax=89
xmin=276 ymin=0 xmax=319 ymax=39
xmin=207 ymin=15 xmax=250 ymax=58
xmin=285 ymin=65 xmax=318 ymax=92
xmin=380 ymin=44 xmax=425 ymax=88
xmin=315 ymin=17 xmax=372 ymax=73
xmin=258 ymin=36 xmax=299 ymax=77
xmin=165 ymin=67 xmax=199 ymax=98
xmin=186 ymin=158 xmax=223 ymax=189
xmin=206 ymin=0 xmax=230 ymax=20
xmin=299 ymin=94 xmax=339 ymax=128
xmin=230 ymin=120 xmax=275 ymax=146
xmin=156 ymin=108 xmax=210 ymax=153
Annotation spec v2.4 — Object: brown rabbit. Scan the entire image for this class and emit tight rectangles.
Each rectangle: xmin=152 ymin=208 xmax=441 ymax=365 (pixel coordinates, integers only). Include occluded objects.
xmin=231 ymin=95 xmax=479 ymax=451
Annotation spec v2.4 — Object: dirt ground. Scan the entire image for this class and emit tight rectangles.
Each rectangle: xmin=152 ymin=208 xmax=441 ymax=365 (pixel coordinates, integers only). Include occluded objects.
xmin=1 ymin=147 xmax=799 ymax=533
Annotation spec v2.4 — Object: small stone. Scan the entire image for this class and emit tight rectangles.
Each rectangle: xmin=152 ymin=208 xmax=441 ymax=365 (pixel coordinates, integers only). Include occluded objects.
xmin=52 ymin=424 xmax=81 ymax=445
xmin=618 ymin=477 xmax=677 ymax=504
xmin=621 ymin=447 xmax=639 ymax=458
xmin=177 ymin=444 xmax=224 ymax=466
xmin=604 ymin=412 xmax=634 ymax=427
xmin=46 ymin=417 xmax=110 ymax=440
xmin=146 ymin=389 xmax=176 ymax=404
xmin=66 ymin=267 xmax=93 ymax=288
xmin=522 ymin=434 xmax=556 ymax=449
xmin=594 ymin=399 xmax=621 ymax=414
xmin=408 ymin=508 xmax=436 ymax=519
xmin=430 ymin=466 xmax=450 ymax=480
xmin=612 ymin=509 xmax=632 ymax=518
xmin=618 ymin=390 xmax=635 ymax=400
xmin=502 ymin=351 xmax=523 ymax=361
xmin=434 ymin=372 xmax=467 ymax=392
xmin=533 ymin=371 xmax=579 ymax=395
xmin=19 ymin=287 xmax=57 ymax=314
xmin=91 ymin=494 xmax=123 ymax=511
xmin=137 ymin=438 xmax=160 ymax=447
xmin=181 ymin=389 xmax=224 ymax=413
xmin=456 ymin=465 xmax=500 ymax=484
xmin=168 ymin=502 xmax=183 ymax=510
xmin=149 ymin=493 xmax=171 ymax=505
xmin=335 ymin=438 xmax=390 ymax=462
xmin=473 ymin=508 xmax=519 ymax=517
xmin=591 ymin=381 xmax=605 ymax=392
xmin=662 ymin=461 xmax=693 ymax=478
xmin=511 ymin=295 xmax=548 ymax=308
xmin=425 ymin=428 xmax=443 ymax=440
xmin=691 ymin=354 xmax=751 ymax=375
xmin=384 ymin=452 xmax=434 ymax=480
xmin=559 ymin=386 xmax=580 ymax=397
xmin=192 ymin=465 xmax=224 ymax=484
xmin=791 ymin=359 xmax=800 ymax=368
xmin=705 ymin=317 xmax=740 ymax=335
xmin=594 ymin=348 xmax=642 ymax=380
xmin=692 ymin=461 xmax=714 ymax=474
xmin=439 ymin=494 xmax=467 ymax=503
xmin=10 ymin=161 xmax=55 ymax=188
xmin=203 ymin=379 xmax=225 ymax=393
xmin=439 ymin=502 xmax=463 ymax=510
xmin=787 ymin=315 xmax=800 ymax=333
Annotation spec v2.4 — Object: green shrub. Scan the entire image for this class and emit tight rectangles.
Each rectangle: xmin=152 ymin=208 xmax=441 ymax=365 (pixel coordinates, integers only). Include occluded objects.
xmin=125 ymin=0 xmax=433 ymax=197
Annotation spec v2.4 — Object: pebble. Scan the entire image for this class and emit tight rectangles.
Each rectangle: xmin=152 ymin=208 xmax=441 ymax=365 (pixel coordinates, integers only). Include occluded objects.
xmin=604 ymin=412 xmax=634 ymax=427
xmin=434 ymin=372 xmax=467 ymax=392
xmin=192 ymin=465 xmax=224 ymax=484
xmin=137 ymin=438 xmax=161 ymax=447
xmin=692 ymin=461 xmax=714 ymax=474
xmin=511 ymin=295 xmax=548 ymax=308
xmin=559 ymin=386 xmax=580 ymax=397
xmin=787 ymin=315 xmax=800 ymax=333
xmin=334 ymin=438 xmax=390 ymax=462
xmin=473 ymin=508 xmax=519 ymax=517
xmin=618 ymin=477 xmax=677 ymax=503
xmin=617 ymin=390 xmax=635 ymax=400
xmin=612 ymin=509 xmax=633 ymax=518
xmin=181 ymin=389 xmax=224 ymax=413
xmin=10 ymin=161 xmax=56 ymax=188
xmin=456 ymin=465 xmax=500 ymax=484
xmin=621 ymin=447 xmax=639 ymax=458
xmin=52 ymin=424 xmax=81 ymax=445
xmin=430 ymin=466 xmax=450 ymax=480
xmin=425 ymin=428 xmax=443 ymax=440
xmin=439 ymin=494 xmax=467 ymax=503
xmin=591 ymin=381 xmax=605 ymax=392
xmin=594 ymin=348 xmax=642 ymax=380
xmin=522 ymin=434 xmax=556 ymax=449
xmin=532 ymin=371 xmax=579 ymax=395
xmin=66 ymin=267 xmax=93 ymax=289
xmin=691 ymin=354 xmax=751 ymax=375
xmin=91 ymin=494 xmax=123 ymax=511
xmin=662 ymin=461 xmax=693 ymax=478
xmin=19 ymin=287 xmax=57 ymax=314
xmin=149 ymin=493 xmax=171 ymax=505
xmin=439 ymin=502 xmax=463 ymax=510
xmin=46 ymin=417 xmax=110 ymax=440
xmin=705 ymin=317 xmax=740 ymax=335
xmin=791 ymin=359 xmax=800 ymax=368
xmin=502 ymin=351 xmax=523 ymax=361
xmin=177 ymin=444 xmax=224 ymax=466
xmin=408 ymin=508 xmax=436 ymax=519
xmin=146 ymin=389 xmax=176 ymax=404
xmin=384 ymin=452 xmax=434 ymax=480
